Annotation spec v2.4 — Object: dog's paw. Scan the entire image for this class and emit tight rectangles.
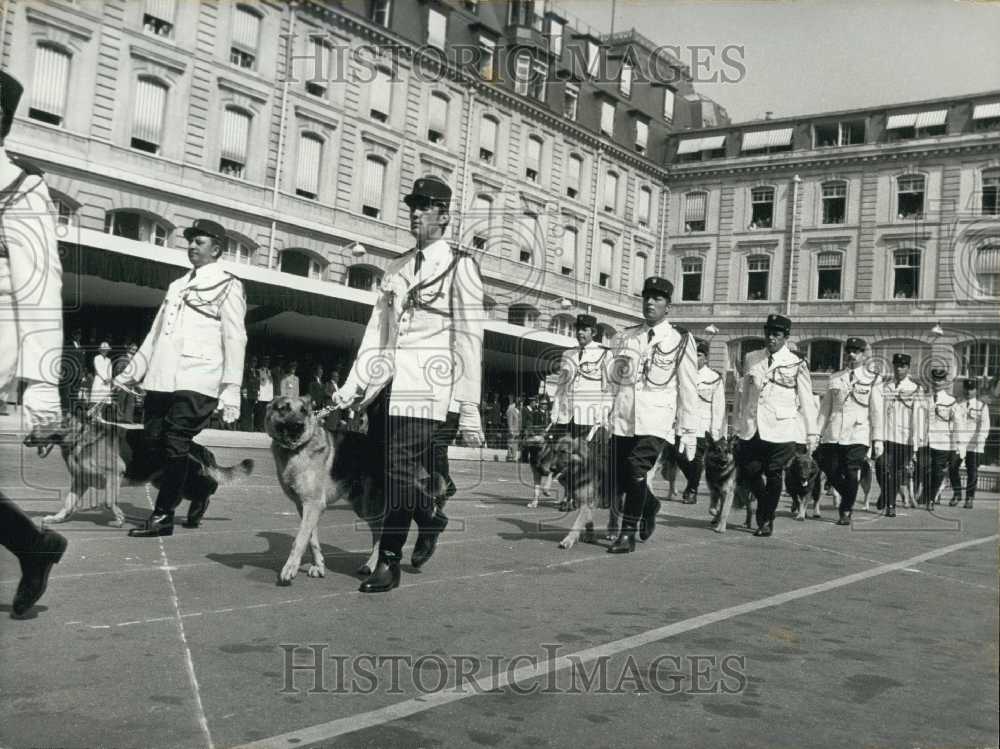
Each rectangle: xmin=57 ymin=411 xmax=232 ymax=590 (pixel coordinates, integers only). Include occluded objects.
xmin=558 ymin=536 xmax=575 ymax=550
xmin=278 ymin=561 xmax=299 ymax=585
xmin=108 ymin=518 xmax=125 ymax=528
xmin=40 ymin=514 xmax=67 ymax=525
xmin=306 ymin=564 xmax=325 ymax=578
xmin=713 ymin=524 xmax=726 ymax=534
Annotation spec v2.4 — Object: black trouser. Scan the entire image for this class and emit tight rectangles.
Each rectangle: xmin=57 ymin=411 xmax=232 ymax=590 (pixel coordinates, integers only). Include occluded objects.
xmin=948 ymin=450 xmax=982 ymax=500
xmin=0 ymin=491 xmax=45 ymax=560
xmin=918 ymin=447 xmax=953 ymax=505
xmin=254 ymin=400 xmax=269 ymax=432
xmin=614 ymin=434 xmax=665 ymax=532
xmin=737 ymin=432 xmax=795 ymax=528
xmin=142 ymin=390 xmax=219 ymax=516
xmin=817 ymin=443 xmax=869 ymax=514
xmin=431 ymin=410 xmax=460 ymax=502
xmin=676 ymin=437 xmax=707 ymax=494
xmin=875 ymin=441 xmax=911 ymax=510
xmin=366 ymin=385 xmax=437 ymax=557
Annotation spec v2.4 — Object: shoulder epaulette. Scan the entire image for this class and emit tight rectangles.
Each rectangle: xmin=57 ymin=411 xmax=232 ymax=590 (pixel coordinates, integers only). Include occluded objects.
xmin=673 ymin=325 xmax=688 ymax=335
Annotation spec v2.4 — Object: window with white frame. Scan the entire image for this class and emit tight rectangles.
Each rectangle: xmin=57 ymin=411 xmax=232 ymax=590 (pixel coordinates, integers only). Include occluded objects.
xmin=230 ymin=5 xmax=261 ymax=70
xmin=362 ymin=156 xmax=386 ymax=218
xmin=478 ymin=35 xmax=496 ymax=80
xmin=746 ymin=254 xmax=769 ymax=300
xmin=975 ymin=243 xmax=1000 ymax=296
xmin=637 ymin=186 xmax=652 ymax=227
xmin=806 ymin=340 xmax=842 ymax=372
xmin=958 ymin=340 xmax=1000 ymax=378
xmin=295 ymin=133 xmax=323 ymax=200
xmin=563 ymin=83 xmax=579 ymax=121
xmin=427 ymin=7 xmax=447 ymax=49
xmin=684 ymin=191 xmax=707 ymax=232
xmin=369 ymin=68 xmax=391 ymax=122
xmin=529 ymin=60 xmax=546 ymax=101
xmin=280 ymin=249 xmax=325 ymax=280
xmin=892 ymin=250 xmax=920 ymax=298
xmin=896 ymin=175 xmax=925 ymax=220
xmin=560 ymin=226 xmax=577 ymax=276
xmin=224 ymin=237 xmax=254 ymax=265
xmin=600 ymin=101 xmax=615 ymax=137
xmin=347 ymin=265 xmax=383 ymax=291
xmin=131 ymin=77 xmax=167 ymax=154
xmin=104 ymin=210 xmax=170 ymax=246
xmin=219 ymin=107 xmax=251 ymax=178
xmin=566 ymin=154 xmax=582 ymax=199
xmin=813 ymin=119 xmax=865 ymax=147
xmin=597 ymin=239 xmax=614 ymax=287
xmin=143 ymin=0 xmax=175 ymax=37
xmin=548 ymin=17 xmax=563 ymax=57
xmin=470 ymin=194 xmax=492 ymax=250
xmin=427 ymin=92 xmax=448 ymax=144
xmin=586 ymin=40 xmax=599 ymax=77
xmin=50 ymin=193 xmax=76 ymax=226
xmin=549 ymin=314 xmax=575 ymax=338
xmin=817 ymin=251 xmax=843 ymax=299
xmin=633 ymin=251 xmax=648 ymax=294
xmin=508 ymin=303 xmax=538 ymax=327
xmin=479 ymin=114 xmax=498 ymax=164
xmin=750 ymin=187 xmax=774 ymax=229
xmin=663 ymin=87 xmax=675 ymax=123
xmin=635 ymin=119 xmax=648 ymax=155
xmin=29 ymin=44 xmax=70 ymax=126
xmin=681 ymin=257 xmax=702 ymax=301
xmin=371 ymin=0 xmax=391 ymax=27
xmin=982 ymin=169 xmax=999 ymax=215
xmin=525 ymin=135 xmax=542 ymax=182
xmin=619 ymin=61 xmax=632 ymax=97
xmin=821 ymin=181 xmax=847 ymax=224
xmin=603 ymin=171 xmax=618 ymax=213
xmin=513 ymin=53 xmax=530 ymax=96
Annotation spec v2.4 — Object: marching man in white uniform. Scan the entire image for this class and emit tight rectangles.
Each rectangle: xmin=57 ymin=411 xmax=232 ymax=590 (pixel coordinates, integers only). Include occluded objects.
xmin=0 ymin=70 xmax=68 ymax=617
xmin=550 ymin=313 xmax=614 ymax=509
xmin=918 ymin=367 xmax=959 ymax=508
xmin=735 ymin=314 xmax=819 ymax=537
xmin=876 ymin=353 xmax=923 ymax=516
xmin=675 ymin=338 xmax=726 ymax=504
xmin=118 ymin=219 xmax=247 ymax=536
xmin=951 ymin=378 xmax=990 ymax=508
xmin=606 ymin=276 xmax=698 ymax=554
xmin=333 ymin=175 xmax=485 ymax=593
xmin=816 ymin=337 xmax=884 ymax=524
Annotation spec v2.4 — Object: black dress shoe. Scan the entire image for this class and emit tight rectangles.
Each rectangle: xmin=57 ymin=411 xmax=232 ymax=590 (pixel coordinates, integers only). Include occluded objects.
xmin=128 ymin=512 xmax=174 ymax=537
xmin=835 ymin=512 xmax=852 ymax=526
xmin=964 ymin=499 xmax=974 ymax=509
xmin=607 ymin=532 xmax=636 ymax=554
xmin=359 ymin=552 xmax=401 ymax=593
xmin=411 ymin=512 xmax=448 ymax=569
xmin=12 ymin=530 xmax=68 ymax=618
xmin=885 ymin=508 xmax=896 ymax=518
xmin=639 ymin=498 xmax=662 ymax=541
xmin=948 ymin=497 xmax=960 ymax=507
xmin=183 ymin=498 xmax=210 ymax=529
xmin=753 ymin=522 xmax=773 ymax=537
xmin=682 ymin=489 xmax=697 ymax=505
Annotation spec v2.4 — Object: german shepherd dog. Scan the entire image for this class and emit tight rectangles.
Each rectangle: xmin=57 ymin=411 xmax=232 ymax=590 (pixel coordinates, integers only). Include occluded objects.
xmin=785 ymin=450 xmax=822 ymax=521
xmin=703 ymin=432 xmax=741 ymax=533
xmin=25 ymin=413 xmax=253 ymax=528
xmin=265 ymin=396 xmax=384 ymax=585
xmin=543 ymin=433 xmax=619 ymax=549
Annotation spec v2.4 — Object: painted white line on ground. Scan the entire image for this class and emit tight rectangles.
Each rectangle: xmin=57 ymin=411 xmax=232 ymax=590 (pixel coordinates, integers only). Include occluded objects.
xmin=230 ymin=534 xmax=997 ymax=749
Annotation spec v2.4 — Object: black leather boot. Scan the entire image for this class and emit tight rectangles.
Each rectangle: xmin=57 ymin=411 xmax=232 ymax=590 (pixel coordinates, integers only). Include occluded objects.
xmin=607 ymin=531 xmax=636 ymax=554
xmin=682 ymin=489 xmax=697 ymax=505
xmin=183 ymin=498 xmax=210 ymax=529
xmin=885 ymin=506 xmax=897 ymax=518
xmin=411 ymin=512 xmax=448 ymax=569
xmin=128 ymin=512 xmax=174 ymax=537
xmin=753 ymin=521 xmax=773 ymax=537
xmin=359 ymin=551 xmax=401 ymax=593
xmin=12 ymin=529 xmax=68 ymax=618
xmin=836 ymin=511 xmax=852 ymax=526
xmin=964 ymin=497 xmax=974 ymax=509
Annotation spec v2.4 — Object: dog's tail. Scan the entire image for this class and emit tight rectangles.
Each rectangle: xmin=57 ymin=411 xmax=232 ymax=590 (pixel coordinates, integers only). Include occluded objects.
xmin=207 ymin=458 xmax=255 ymax=485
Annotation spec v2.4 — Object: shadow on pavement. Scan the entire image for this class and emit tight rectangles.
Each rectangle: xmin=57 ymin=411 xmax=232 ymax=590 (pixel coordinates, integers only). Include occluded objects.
xmin=206 ymin=530 xmax=368 ymax=582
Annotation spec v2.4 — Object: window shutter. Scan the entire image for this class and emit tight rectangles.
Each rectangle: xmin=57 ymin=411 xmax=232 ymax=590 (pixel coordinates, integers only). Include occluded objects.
xmin=526 ymin=137 xmax=541 ymax=171
xmin=232 ymin=6 xmax=260 ymax=50
xmin=31 ymin=46 xmax=70 ymax=118
xmin=221 ymin=108 xmax=251 ymax=163
xmin=599 ymin=240 xmax=614 ymax=278
xmin=371 ymin=69 xmax=391 ymax=116
xmin=480 ymin=115 xmax=497 ymax=152
xmin=363 ymin=157 xmax=385 ymax=210
xmin=604 ymin=172 xmax=618 ymax=210
xmin=638 ymin=187 xmax=651 ymax=223
xmin=133 ymin=78 xmax=167 ymax=145
xmin=685 ymin=192 xmax=707 ymax=221
xmin=429 ymin=94 xmax=448 ymax=134
xmin=635 ymin=120 xmax=648 ymax=150
xmin=145 ymin=0 xmax=175 ymax=22
xmin=296 ymin=134 xmax=322 ymax=196
xmin=561 ymin=227 xmax=577 ymax=272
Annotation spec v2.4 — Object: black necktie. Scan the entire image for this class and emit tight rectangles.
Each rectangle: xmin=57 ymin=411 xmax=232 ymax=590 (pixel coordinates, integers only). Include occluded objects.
xmin=849 ymin=370 xmax=855 ymax=384
xmin=647 ymin=329 xmax=654 ymax=343
xmin=414 ymin=249 xmax=424 ymax=275
xmin=577 ymin=347 xmax=585 ymax=361
xmin=767 ymin=354 xmax=773 ymax=368
xmin=189 ymin=268 xmax=197 ymax=281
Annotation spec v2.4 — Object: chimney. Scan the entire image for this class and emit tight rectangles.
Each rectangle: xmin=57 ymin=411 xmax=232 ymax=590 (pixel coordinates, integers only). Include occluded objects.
xmin=765 ymin=111 xmax=773 ymax=120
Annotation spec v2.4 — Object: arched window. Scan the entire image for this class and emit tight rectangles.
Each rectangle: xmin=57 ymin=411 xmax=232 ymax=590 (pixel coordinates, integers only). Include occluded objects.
xmin=958 ymin=340 xmax=1000 ymax=378
xmin=30 ymin=43 xmax=71 ymax=126
xmin=548 ymin=314 xmax=575 ymax=338
xmin=48 ymin=190 xmax=78 ymax=226
xmin=104 ymin=209 xmax=171 ymax=246
xmin=732 ymin=338 xmax=766 ymax=373
xmin=281 ymin=249 xmax=326 ymax=280
xmin=362 ymin=155 xmax=386 ymax=218
xmin=223 ymin=234 xmax=256 ymax=265
xmin=482 ymin=294 xmax=497 ymax=318
xmin=346 ymin=264 xmax=383 ymax=291
xmin=508 ymin=303 xmax=538 ymax=327
xmin=132 ymin=77 xmax=168 ymax=154
xmin=295 ymin=132 xmax=323 ymax=200
xmin=975 ymin=242 xmax=1000 ymax=296
xmin=802 ymin=339 xmax=843 ymax=373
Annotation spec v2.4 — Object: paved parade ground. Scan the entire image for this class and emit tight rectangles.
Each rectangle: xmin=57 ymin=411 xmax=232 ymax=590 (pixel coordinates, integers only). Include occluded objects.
xmin=1 ymin=437 xmax=997 ymax=749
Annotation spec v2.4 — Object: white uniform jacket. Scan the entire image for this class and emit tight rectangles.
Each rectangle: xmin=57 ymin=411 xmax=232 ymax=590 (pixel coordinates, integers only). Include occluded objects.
xmin=0 ymin=147 xmax=62 ymax=388
xmin=131 ymin=262 xmax=247 ymax=400
xmin=923 ymin=389 xmax=958 ymax=452
xmin=608 ymin=319 xmax=698 ymax=441
xmin=881 ymin=376 xmax=923 ymax=447
xmin=736 ymin=345 xmax=818 ymax=443
xmin=955 ymin=397 xmax=990 ymax=455
xmin=551 ymin=341 xmax=613 ymax=427
xmin=694 ymin=365 xmax=726 ymax=440
xmin=818 ymin=365 xmax=885 ymax=446
xmin=341 ymin=238 xmax=484 ymax=422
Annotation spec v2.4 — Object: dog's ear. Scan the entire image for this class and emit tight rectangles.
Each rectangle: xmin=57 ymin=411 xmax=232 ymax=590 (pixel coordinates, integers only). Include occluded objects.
xmin=704 ymin=431 xmax=715 ymax=449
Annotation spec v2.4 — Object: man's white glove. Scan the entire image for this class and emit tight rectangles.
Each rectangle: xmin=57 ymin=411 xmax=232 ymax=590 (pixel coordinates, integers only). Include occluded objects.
xmin=331 ymin=385 xmax=363 ymax=412
xmin=872 ymin=440 xmax=884 ymax=459
xmin=806 ymin=435 xmax=820 ymax=454
xmin=112 ymin=373 xmax=132 ymax=390
xmin=458 ymin=402 xmax=484 ymax=447
xmin=220 ymin=383 xmax=241 ymax=424
xmin=681 ymin=432 xmax=697 ymax=462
